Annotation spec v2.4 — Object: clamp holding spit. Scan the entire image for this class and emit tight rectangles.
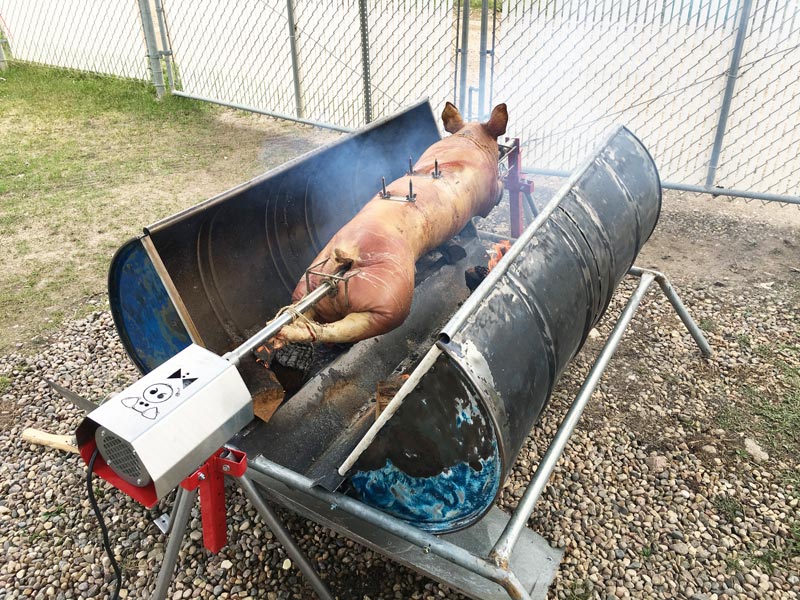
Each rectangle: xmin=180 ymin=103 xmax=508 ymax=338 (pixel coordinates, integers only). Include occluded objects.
xmin=304 ymin=259 xmax=360 ymax=309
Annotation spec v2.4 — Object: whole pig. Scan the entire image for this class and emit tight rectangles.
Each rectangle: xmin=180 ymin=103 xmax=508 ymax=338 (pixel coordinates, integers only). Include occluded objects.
xmin=277 ymin=102 xmax=508 ymax=344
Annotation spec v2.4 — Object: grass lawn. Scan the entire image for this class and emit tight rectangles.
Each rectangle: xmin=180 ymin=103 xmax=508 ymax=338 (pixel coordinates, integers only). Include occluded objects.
xmin=0 ymin=64 xmax=332 ymax=351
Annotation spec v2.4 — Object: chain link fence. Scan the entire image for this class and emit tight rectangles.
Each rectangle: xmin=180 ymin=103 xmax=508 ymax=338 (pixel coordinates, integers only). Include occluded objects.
xmin=488 ymin=0 xmax=800 ymax=201
xmin=159 ymin=0 xmax=458 ymax=131
xmin=0 ymin=0 xmax=149 ymax=80
xmin=1 ymin=0 xmax=797 ymax=202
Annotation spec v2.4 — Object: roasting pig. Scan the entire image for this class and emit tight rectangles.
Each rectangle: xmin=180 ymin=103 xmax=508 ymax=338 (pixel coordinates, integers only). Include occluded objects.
xmin=276 ymin=102 xmax=508 ymax=344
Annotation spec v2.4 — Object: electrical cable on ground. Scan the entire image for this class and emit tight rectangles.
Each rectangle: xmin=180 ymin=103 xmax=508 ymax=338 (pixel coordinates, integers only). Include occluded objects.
xmin=87 ymin=448 xmax=122 ymax=600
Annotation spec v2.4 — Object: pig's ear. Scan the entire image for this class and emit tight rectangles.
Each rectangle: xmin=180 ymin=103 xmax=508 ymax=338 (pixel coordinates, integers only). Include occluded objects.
xmin=485 ymin=104 xmax=508 ymax=138
xmin=442 ymin=102 xmax=465 ymax=134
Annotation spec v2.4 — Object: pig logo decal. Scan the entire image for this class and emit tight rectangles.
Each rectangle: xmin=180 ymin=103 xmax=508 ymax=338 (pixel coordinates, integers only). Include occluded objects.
xmin=121 ymin=383 xmax=173 ymax=420
xmin=121 ymin=369 xmax=196 ymax=420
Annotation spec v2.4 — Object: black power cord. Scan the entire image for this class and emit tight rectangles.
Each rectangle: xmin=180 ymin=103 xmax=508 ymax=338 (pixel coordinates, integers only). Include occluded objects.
xmin=87 ymin=448 xmax=122 ymax=600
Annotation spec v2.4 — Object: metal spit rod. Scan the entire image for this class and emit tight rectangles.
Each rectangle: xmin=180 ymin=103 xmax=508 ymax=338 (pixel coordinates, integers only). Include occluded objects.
xmin=223 ymin=271 xmax=343 ymax=366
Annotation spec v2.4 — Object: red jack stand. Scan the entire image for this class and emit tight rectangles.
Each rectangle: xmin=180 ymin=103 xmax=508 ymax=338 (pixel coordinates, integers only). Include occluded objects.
xmin=181 ymin=447 xmax=247 ymax=553
xmin=151 ymin=446 xmax=333 ymax=600
xmin=503 ymin=138 xmax=535 ymax=238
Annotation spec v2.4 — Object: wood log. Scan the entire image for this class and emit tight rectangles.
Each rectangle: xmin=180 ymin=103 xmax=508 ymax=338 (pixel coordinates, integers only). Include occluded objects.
xmin=22 ymin=428 xmax=79 ymax=454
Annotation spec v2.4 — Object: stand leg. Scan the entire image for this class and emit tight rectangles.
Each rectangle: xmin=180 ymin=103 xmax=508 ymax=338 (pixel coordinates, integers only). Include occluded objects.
xmin=238 ymin=474 xmax=335 ymax=600
xmin=629 ymin=266 xmax=712 ymax=357
xmin=151 ymin=487 xmax=199 ymax=600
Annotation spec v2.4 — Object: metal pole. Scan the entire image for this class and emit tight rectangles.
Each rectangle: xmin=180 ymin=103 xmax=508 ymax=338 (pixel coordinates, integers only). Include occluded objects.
xmin=238 ymin=475 xmax=335 ymax=600
xmin=521 ymin=168 xmax=800 ymax=206
xmin=358 ymin=0 xmax=373 ymax=123
xmin=458 ymin=1 xmax=470 ymax=110
xmin=705 ymin=0 xmax=753 ymax=187
xmin=151 ymin=487 xmax=198 ymax=600
xmin=245 ymin=458 xmax=531 ymax=599
xmin=169 ymin=91 xmax=352 ymax=132
xmin=507 ymin=138 xmax=524 ymax=237
xmin=153 ymin=0 xmax=174 ymax=90
xmin=628 ymin=267 xmax=713 ymax=357
xmin=490 ymin=273 xmax=657 ymax=565
xmin=286 ymin=0 xmax=304 ymax=118
xmin=0 ymin=39 xmax=7 ymax=71
xmin=137 ymin=0 xmax=166 ymax=98
xmin=478 ymin=0 xmax=489 ymax=120
xmin=488 ymin=0 xmax=498 ymax=109
xmin=223 ymin=268 xmax=345 ymax=366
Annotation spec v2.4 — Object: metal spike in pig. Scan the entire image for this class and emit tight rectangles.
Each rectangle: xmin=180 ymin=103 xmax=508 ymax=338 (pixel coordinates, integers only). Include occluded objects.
xmin=276 ymin=102 xmax=509 ymax=344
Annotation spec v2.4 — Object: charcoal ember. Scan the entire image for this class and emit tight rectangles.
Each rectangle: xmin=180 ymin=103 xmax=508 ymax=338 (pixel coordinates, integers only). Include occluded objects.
xmin=274 ymin=342 xmax=314 ymax=372
xmin=465 ymin=265 xmax=489 ymax=292
xmin=438 ymin=240 xmax=467 ymax=264
xmin=270 ymin=342 xmax=314 ymax=395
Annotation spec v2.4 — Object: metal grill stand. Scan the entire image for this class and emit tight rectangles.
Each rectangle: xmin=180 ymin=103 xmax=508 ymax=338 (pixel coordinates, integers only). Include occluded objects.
xmin=149 ymin=266 xmax=710 ymax=600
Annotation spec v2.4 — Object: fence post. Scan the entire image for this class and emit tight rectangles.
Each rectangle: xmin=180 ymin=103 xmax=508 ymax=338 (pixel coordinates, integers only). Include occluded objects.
xmin=286 ymin=0 xmax=304 ymax=119
xmin=358 ymin=0 xmax=373 ymax=124
xmin=153 ymin=0 xmax=175 ymax=90
xmin=705 ymin=0 xmax=753 ymax=187
xmin=458 ymin=1 xmax=470 ymax=111
xmin=478 ymin=0 xmax=489 ymax=120
xmin=137 ymin=0 xmax=166 ymax=98
xmin=0 ymin=40 xmax=7 ymax=71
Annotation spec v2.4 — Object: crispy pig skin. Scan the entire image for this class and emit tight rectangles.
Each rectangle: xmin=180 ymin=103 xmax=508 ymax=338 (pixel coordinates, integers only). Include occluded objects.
xmin=278 ymin=103 xmax=508 ymax=344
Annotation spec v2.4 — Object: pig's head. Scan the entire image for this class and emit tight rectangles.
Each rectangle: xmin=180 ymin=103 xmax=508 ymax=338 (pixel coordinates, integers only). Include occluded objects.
xmin=442 ymin=102 xmax=508 ymax=148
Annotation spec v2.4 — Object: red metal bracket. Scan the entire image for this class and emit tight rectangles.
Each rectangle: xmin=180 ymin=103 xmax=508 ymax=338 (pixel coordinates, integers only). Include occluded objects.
xmin=504 ymin=138 xmax=524 ymax=238
xmin=181 ymin=448 xmax=247 ymax=553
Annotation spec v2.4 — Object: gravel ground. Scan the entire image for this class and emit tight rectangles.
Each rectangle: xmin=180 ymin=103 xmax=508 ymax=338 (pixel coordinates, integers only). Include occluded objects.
xmin=1 ymin=193 xmax=798 ymax=599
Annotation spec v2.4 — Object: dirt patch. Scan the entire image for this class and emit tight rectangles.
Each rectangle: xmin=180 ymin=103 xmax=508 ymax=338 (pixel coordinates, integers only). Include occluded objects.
xmin=640 ymin=190 xmax=800 ymax=286
xmin=0 ymin=72 xmax=339 ymax=353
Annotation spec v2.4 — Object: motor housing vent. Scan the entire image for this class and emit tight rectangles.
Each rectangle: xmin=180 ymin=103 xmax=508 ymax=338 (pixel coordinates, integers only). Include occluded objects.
xmin=95 ymin=426 xmax=150 ymax=487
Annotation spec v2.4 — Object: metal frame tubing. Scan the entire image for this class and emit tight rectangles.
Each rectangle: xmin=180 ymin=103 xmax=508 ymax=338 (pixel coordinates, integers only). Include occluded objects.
xmin=160 ymin=486 xmax=186 ymax=535
xmin=488 ymin=268 xmax=711 ymax=564
xmin=151 ymin=488 xmax=198 ymax=600
xmin=506 ymin=139 xmax=525 ymax=238
xmin=286 ymin=0 xmax=304 ymax=119
xmin=705 ymin=0 xmax=753 ymax=188
xmin=169 ymin=91 xmax=353 ymax=133
xmin=136 ymin=0 xmax=166 ymax=98
xmin=223 ymin=271 xmax=344 ymax=366
xmin=458 ymin=0 xmax=471 ymax=110
xmin=489 ymin=273 xmax=656 ymax=565
xmin=246 ymin=456 xmax=532 ymax=599
xmin=152 ymin=0 xmax=174 ymax=90
xmin=522 ymin=168 xmax=800 ymax=206
xmin=477 ymin=0 xmax=490 ymax=120
xmin=357 ymin=0 xmax=373 ymax=124
xmin=628 ymin=267 xmax=712 ymax=358
xmin=152 ymin=265 xmax=709 ymax=600
xmin=238 ymin=475 xmax=335 ymax=600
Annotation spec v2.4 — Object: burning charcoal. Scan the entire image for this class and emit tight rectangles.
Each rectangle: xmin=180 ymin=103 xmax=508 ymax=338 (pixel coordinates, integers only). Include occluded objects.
xmin=465 ymin=265 xmax=489 ymax=292
xmin=271 ymin=342 xmax=314 ymax=396
xmin=488 ymin=239 xmax=512 ymax=269
xmin=273 ymin=342 xmax=314 ymax=372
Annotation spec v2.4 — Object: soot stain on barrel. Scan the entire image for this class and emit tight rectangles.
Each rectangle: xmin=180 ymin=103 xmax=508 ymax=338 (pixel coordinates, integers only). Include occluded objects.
xmin=354 ymin=353 xmax=494 ymax=478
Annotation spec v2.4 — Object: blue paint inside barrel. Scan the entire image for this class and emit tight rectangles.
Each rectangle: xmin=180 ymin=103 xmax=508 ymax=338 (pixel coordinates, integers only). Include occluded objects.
xmin=348 ymin=365 xmax=503 ymax=532
xmin=108 ymin=238 xmax=191 ymax=374
xmin=349 ymin=444 xmax=500 ymax=533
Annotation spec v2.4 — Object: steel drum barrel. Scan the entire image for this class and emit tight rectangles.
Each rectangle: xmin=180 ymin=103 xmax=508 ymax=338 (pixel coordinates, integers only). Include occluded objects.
xmin=348 ymin=125 xmax=661 ymax=532
xmin=106 ymin=107 xmax=660 ymax=534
